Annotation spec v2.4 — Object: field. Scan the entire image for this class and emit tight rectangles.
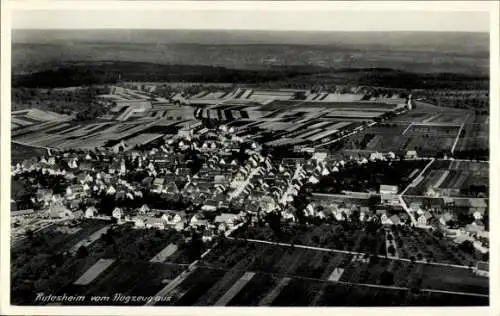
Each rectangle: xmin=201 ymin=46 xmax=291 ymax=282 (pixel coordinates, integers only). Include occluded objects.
xmin=12 ymin=219 xmax=110 ymax=254
xmin=145 ymin=238 xmax=489 ymax=306
xmin=82 ymin=224 xmax=198 ymax=265
xmin=337 ymin=101 xmax=475 ymax=157
xmin=313 ymin=159 xmax=429 ymax=194
xmin=404 ymin=159 xmax=489 ymax=197
xmin=11 ymin=221 xmax=199 ymax=305
xmin=233 ymin=223 xmax=485 ymax=266
xmin=11 ymin=142 xmax=48 ymax=163
xmin=58 ymin=260 xmax=186 ymax=305
xmin=13 ymin=219 xmax=488 ymax=306
xmin=11 ymin=219 xmax=112 ymax=305
xmin=11 ymin=116 xmax=193 ymax=150
xmin=390 ymin=225 xmax=484 ymax=265
xmin=455 ymin=114 xmax=489 ymax=157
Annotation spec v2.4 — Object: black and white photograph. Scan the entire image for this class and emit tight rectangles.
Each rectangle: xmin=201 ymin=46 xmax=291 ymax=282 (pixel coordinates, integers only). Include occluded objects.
xmin=1 ymin=1 xmax=498 ymax=314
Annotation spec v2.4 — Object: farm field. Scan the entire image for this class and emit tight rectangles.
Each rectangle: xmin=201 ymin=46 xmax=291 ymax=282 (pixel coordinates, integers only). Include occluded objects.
xmin=11 ymin=118 xmax=188 ymax=150
xmin=234 ymin=223 xmax=387 ymax=257
xmin=11 ymin=142 xmax=49 ymax=163
xmin=391 ymin=102 xmax=471 ymax=125
xmin=159 ymin=238 xmax=489 ymax=306
xmin=12 ymin=219 xmax=110 ymax=254
xmin=58 ymin=260 xmax=186 ymax=305
xmin=232 ymin=223 xmax=485 ymax=266
xmin=403 ymin=159 xmax=489 ymax=197
xmin=313 ymin=159 xmax=429 ymax=194
xmin=338 ymin=102 xmax=474 ymax=156
xmin=455 ymin=114 xmax=489 ymax=154
xmin=83 ymin=224 xmax=198 ymax=265
xmin=342 ymin=126 xmax=457 ymax=157
xmin=390 ymin=225 xmax=485 ymax=266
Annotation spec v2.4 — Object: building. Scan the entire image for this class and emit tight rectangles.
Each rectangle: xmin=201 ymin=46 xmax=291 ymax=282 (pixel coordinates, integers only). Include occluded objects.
xmin=473 ymin=261 xmax=489 ymax=277
xmin=380 ymin=185 xmax=399 ymax=204
xmin=214 ymin=213 xmax=240 ymax=228
xmin=405 ymin=150 xmax=418 ymax=159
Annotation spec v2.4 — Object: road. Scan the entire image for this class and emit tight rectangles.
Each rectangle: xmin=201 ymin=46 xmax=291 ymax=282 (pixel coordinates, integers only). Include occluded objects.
xmin=451 ymin=122 xmax=466 ymax=154
xmin=317 ymin=121 xmax=378 ymax=148
xmin=228 ymin=166 xmax=262 ymax=201
xmin=400 ymin=158 xmax=435 ymax=196
xmin=279 ymin=163 xmax=304 ymax=205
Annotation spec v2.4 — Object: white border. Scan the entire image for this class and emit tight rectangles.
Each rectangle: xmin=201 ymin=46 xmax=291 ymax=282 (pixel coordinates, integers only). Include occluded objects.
xmin=1 ymin=1 xmax=499 ymax=316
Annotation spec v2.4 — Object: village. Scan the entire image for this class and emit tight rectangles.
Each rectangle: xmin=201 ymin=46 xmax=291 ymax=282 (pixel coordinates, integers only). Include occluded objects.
xmin=11 ymin=116 xmax=489 ymax=275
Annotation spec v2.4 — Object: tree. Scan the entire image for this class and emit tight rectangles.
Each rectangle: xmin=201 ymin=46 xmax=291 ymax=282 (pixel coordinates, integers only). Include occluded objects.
xmin=387 ymin=245 xmax=396 ymax=256
xmin=409 ymin=277 xmax=422 ymax=294
xmin=76 ymin=245 xmax=89 ymax=258
xmin=380 ymin=270 xmax=394 ymax=286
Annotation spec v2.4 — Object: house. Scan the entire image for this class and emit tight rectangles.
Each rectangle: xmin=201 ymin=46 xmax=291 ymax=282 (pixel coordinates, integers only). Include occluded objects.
xmin=112 ymin=207 xmax=123 ymax=220
xmin=48 ymin=203 xmax=73 ymax=219
xmin=214 ymin=213 xmax=240 ymax=228
xmin=465 ymin=220 xmax=486 ymax=233
xmin=144 ymin=217 xmax=165 ymax=230
xmin=473 ymin=261 xmax=489 ymax=277
xmin=202 ymin=230 xmax=215 ymax=242
xmin=417 ymin=211 xmax=433 ymax=226
xmin=36 ymin=188 xmax=54 ymax=205
xmin=201 ymin=201 xmax=218 ymax=211
xmin=439 ymin=213 xmax=455 ymax=227
xmin=152 ymin=178 xmax=165 ymax=193
xmin=164 ymin=181 xmax=179 ymax=195
xmin=405 ymin=150 xmax=418 ymax=159
xmin=389 ymin=214 xmax=401 ymax=226
xmin=369 ymin=152 xmax=384 ymax=161
xmin=139 ymin=204 xmax=150 ymax=215
xmin=282 ymin=210 xmax=296 ymax=222
xmin=133 ymin=217 xmax=146 ymax=228
xmin=379 ymin=185 xmax=399 ymax=204
xmin=11 ymin=208 xmax=34 ymax=217
xmin=473 ymin=240 xmax=488 ymax=254
xmin=191 ymin=219 xmax=210 ymax=229
xmin=106 ymin=185 xmax=116 ymax=195
xmin=473 ymin=211 xmax=484 ymax=220
xmin=85 ymin=206 xmax=97 ymax=218
xmin=66 ymin=185 xmax=84 ymax=199
xmin=469 ymin=198 xmax=487 ymax=214
xmin=381 ymin=213 xmax=393 ymax=225
xmin=164 ymin=211 xmax=187 ymax=226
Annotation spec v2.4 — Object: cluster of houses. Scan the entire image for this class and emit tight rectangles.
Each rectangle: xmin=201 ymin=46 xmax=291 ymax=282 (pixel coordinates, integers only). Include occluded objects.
xmin=11 ymin=121 xmax=490 ymax=264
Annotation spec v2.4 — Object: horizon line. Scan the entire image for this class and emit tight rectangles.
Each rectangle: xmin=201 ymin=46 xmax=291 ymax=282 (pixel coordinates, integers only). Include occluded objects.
xmin=12 ymin=28 xmax=490 ymax=34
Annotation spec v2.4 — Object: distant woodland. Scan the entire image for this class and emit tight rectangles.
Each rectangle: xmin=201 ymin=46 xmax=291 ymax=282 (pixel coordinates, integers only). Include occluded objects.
xmin=12 ymin=61 xmax=488 ymax=91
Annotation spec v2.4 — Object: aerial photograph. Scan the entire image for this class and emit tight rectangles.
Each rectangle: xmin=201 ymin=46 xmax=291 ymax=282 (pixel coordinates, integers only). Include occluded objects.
xmin=8 ymin=7 xmax=490 ymax=308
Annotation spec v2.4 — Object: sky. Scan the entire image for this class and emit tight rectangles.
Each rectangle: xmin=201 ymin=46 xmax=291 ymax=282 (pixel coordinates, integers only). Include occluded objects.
xmin=12 ymin=9 xmax=490 ymax=32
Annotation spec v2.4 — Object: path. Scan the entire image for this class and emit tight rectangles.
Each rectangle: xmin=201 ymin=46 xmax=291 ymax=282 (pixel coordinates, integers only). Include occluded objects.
xmin=451 ymin=122 xmax=466 ymax=154
xmin=194 ymin=258 xmax=488 ymax=299
xmin=228 ymin=237 xmax=474 ymax=270
xmin=317 ymin=121 xmax=378 ymax=148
